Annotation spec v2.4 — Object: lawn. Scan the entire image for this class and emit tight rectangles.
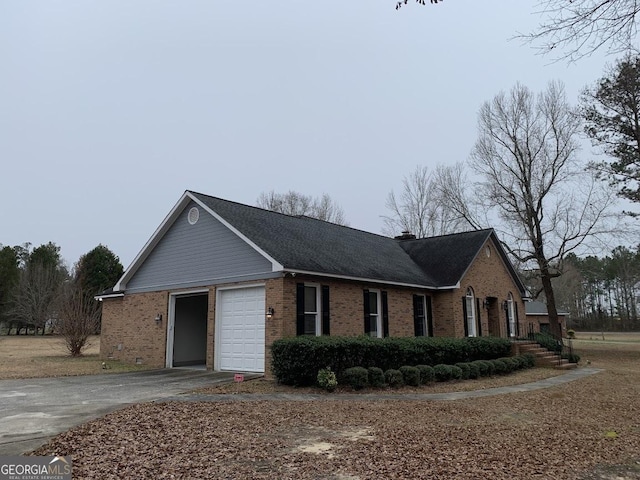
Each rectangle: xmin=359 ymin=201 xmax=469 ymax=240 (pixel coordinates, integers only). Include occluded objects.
xmin=20 ymin=333 xmax=640 ymax=479
xmin=0 ymin=335 xmax=151 ymax=379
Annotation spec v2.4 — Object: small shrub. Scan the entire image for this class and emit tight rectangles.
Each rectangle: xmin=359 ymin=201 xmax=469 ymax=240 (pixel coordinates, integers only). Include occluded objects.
xmin=563 ymin=352 xmax=581 ymax=363
xmin=472 ymin=360 xmax=489 ymax=377
xmin=467 ymin=361 xmax=480 ymax=379
xmin=368 ymin=367 xmax=385 ymax=388
xmin=498 ymin=357 xmax=517 ymax=372
xmin=492 ymin=359 xmax=508 ymax=374
xmin=433 ymin=364 xmax=453 ymax=382
xmin=385 ymin=369 xmax=404 ymax=388
xmin=455 ymin=362 xmax=471 ymax=380
xmin=567 ymin=329 xmax=575 ymax=339
xmin=399 ymin=366 xmax=420 ymax=386
xmin=417 ymin=364 xmax=435 ymax=384
xmin=317 ymin=367 xmax=338 ymax=392
xmin=484 ymin=360 xmax=496 ymax=376
xmin=342 ymin=366 xmax=369 ymax=390
xmin=450 ymin=365 xmax=463 ymax=380
xmin=521 ymin=353 xmax=535 ymax=368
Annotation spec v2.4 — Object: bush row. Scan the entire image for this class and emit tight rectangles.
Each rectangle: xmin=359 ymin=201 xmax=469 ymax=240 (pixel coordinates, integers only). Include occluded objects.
xmin=334 ymin=354 xmax=535 ymax=391
xmin=272 ymin=335 xmax=512 ymax=386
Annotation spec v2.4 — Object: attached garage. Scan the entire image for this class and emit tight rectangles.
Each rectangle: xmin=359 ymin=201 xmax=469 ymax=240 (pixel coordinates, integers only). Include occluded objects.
xmin=216 ymin=286 xmax=266 ymax=373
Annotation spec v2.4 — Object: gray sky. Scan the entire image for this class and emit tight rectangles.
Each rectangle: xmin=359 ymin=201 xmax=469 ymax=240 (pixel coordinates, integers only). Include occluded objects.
xmin=0 ymin=1 xmax=618 ymax=270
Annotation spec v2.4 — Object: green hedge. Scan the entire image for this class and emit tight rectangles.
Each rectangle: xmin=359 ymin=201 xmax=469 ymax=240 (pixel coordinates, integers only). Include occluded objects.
xmin=271 ymin=335 xmax=512 ymax=386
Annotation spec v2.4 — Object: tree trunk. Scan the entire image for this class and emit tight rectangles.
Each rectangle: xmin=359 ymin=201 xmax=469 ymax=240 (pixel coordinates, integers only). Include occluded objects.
xmin=540 ymin=266 xmax=562 ymax=338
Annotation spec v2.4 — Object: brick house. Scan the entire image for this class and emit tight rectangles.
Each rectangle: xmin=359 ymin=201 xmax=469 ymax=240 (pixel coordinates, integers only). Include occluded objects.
xmin=525 ymin=300 xmax=568 ymax=338
xmin=98 ymin=190 xmax=527 ymax=375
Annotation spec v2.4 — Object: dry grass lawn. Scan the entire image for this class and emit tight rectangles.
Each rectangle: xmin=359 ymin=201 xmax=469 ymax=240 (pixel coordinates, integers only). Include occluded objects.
xmin=22 ymin=333 xmax=640 ymax=479
xmin=0 ymin=335 xmax=151 ymax=378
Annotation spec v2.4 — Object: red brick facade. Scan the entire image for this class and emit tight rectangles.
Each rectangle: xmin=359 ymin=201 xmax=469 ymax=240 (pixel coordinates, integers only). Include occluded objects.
xmin=101 ymin=237 xmax=526 ymax=377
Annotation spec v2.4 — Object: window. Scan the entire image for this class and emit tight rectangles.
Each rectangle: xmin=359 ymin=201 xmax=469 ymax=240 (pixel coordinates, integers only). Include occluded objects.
xmin=465 ymin=287 xmax=477 ymax=337
xmin=303 ymin=285 xmax=321 ymax=336
xmin=367 ymin=290 xmax=381 ymax=338
xmin=364 ymin=289 xmax=388 ymax=338
xmin=296 ymin=283 xmax=330 ymax=336
xmin=506 ymin=292 xmax=516 ymax=337
xmin=413 ymin=294 xmax=433 ymax=337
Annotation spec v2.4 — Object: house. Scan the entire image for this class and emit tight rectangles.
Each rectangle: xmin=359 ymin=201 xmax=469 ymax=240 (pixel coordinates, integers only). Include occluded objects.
xmin=525 ymin=300 xmax=568 ymax=338
xmin=98 ymin=190 xmax=527 ymax=375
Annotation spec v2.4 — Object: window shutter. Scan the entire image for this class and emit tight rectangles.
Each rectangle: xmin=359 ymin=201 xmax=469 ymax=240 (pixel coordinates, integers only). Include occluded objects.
xmin=363 ymin=289 xmax=371 ymax=335
xmin=296 ymin=283 xmax=305 ymax=336
xmin=413 ymin=295 xmax=424 ymax=337
xmin=476 ymin=298 xmax=482 ymax=337
xmin=382 ymin=291 xmax=389 ymax=338
xmin=321 ymin=285 xmax=330 ymax=336
xmin=515 ymin=302 xmax=520 ymax=337
xmin=462 ymin=297 xmax=469 ymax=337
xmin=426 ymin=296 xmax=434 ymax=337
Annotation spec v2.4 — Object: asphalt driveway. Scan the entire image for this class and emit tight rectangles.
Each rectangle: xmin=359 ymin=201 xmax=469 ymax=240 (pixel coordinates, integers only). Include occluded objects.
xmin=0 ymin=369 xmax=259 ymax=455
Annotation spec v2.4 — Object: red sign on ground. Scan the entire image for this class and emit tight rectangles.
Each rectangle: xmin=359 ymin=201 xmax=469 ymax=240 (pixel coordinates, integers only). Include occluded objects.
xmin=234 ymin=373 xmax=244 ymax=383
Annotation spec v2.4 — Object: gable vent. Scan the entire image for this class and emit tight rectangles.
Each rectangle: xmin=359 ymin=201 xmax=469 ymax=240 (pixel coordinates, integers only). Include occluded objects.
xmin=187 ymin=207 xmax=200 ymax=225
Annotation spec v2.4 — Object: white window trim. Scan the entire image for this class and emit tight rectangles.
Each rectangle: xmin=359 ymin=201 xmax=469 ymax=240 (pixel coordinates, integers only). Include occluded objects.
xmin=304 ymin=283 xmax=322 ymax=336
xmin=416 ymin=294 xmax=429 ymax=337
xmin=466 ymin=288 xmax=477 ymax=337
xmin=507 ymin=292 xmax=516 ymax=338
xmin=368 ymin=289 xmax=383 ymax=339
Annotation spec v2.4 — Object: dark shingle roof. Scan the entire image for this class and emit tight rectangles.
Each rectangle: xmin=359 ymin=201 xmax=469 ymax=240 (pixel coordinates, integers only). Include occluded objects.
xmin=397 ymin=230 xmax=493 ymax=287
xmin=189 ymin=191 xmax=523 ymax=291
xmin=190 ymin=191 xmax=436 ymax=287
xmin=525 ymin=301 xmax=568 ymax=316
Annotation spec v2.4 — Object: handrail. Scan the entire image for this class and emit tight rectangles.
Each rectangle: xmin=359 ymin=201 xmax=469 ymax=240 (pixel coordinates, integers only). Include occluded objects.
xmin=526 ymin=323 xmax=574 ymax=366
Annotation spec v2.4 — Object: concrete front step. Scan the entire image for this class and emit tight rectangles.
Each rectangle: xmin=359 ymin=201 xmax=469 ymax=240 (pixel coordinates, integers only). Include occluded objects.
xmin=514 ymin=341 xmax=578 ymax=370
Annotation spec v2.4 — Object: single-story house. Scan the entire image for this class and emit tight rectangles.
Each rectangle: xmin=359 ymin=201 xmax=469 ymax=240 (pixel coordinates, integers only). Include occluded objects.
xmin=525 ymin=301 xmax=568 ymax=338
xmin=98 ymin=190 xmax=528 ymax=375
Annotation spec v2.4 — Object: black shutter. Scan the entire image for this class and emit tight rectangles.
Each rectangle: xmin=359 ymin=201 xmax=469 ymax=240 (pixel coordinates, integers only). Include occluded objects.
xmin=515 ymin=302 xmax=520 ymax=337
xmin=363 ymin=289 xmax=371 ymax=335
xmin=382 ymin=291 xmax=389 ymax=338
xmin=321 ymin=285 xmax=330 ymax=336
xmin=413 ymin=294 xmax=424 ymax=336
xmin=476 ymin=298 xmax=482 ymax=337
xmin=426 ymin=296 xmax=434 ymax=337
xmin=462 ymin=297 xmax=469 ymax=337
xmin=296 ymin=283 xmax=305 ymax=336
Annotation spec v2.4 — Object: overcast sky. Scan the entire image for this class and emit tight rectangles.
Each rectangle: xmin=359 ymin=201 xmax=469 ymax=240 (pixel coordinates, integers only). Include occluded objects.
xmin=0 ymin=1 xmax=621 ymax=270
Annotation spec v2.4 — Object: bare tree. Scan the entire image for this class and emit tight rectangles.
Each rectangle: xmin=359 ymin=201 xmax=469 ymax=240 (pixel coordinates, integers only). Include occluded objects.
xmin=523 ymin=0 xmax=640 ymax=62
xmin=383 ymin=165 xmax=478 ymax=238
xmin=471 ymin=81 xmax=619 ymax=337
xmin=57 ymin=283 xmax=100 ymax=357
xmin=257 ymin=190 xmax=348 ymax=225
xmin=9 ymin=264 xmax=63 ymax=335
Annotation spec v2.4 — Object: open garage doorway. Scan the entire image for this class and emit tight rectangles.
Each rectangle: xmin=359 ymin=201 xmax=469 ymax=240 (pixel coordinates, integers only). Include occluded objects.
xmin=167 ymin=292 xmax=208 ymax=367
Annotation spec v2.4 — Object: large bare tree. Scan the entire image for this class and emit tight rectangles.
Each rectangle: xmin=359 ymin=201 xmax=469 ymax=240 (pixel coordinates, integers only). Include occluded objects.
xmin=469 ymin=81 xmax=618 ymax=337
xmin=383 ymin=165 xmax=480 ymax=238
xmin=257 ymin=190 xmax=348 ymax=225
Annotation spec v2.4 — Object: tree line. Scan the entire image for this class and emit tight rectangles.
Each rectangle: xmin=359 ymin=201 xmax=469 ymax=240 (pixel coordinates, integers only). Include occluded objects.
xmin=0 ymin=242 xmax=123 ymax=355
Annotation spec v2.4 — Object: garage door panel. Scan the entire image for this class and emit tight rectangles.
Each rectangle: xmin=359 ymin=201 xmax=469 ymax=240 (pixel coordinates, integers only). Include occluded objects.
xmin=217 ymin=286 xmax=265 ymax=373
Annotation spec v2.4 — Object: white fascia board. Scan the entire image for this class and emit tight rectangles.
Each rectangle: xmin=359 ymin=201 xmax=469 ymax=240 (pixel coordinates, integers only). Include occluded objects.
xmin=114 ymin=192 xmax=193 ymax=292
xmin=283 ymin=269 xmax=457 ymax=290
xmin=94 ymin=293 xmax=125 ymax=301
xmin=189 ymin=193 xmax=284 ymax=272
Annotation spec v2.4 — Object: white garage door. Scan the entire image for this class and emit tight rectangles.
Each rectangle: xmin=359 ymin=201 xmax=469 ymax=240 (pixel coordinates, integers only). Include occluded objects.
xmin=217 ymin=286 xmax=265 ymax=373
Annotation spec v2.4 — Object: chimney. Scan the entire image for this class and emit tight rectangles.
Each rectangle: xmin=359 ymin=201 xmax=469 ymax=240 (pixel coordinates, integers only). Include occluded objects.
xmin=395 ymin=230 xmax=416 ymax=240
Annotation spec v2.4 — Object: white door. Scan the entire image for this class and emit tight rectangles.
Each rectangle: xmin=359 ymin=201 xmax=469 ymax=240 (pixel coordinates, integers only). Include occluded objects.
xmin=217 ymin=286 xmax=265 ymax=373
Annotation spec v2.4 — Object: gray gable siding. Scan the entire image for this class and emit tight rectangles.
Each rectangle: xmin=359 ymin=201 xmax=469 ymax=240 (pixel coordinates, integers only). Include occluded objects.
xmin=126 ymin=201 xmax=273 ymax=293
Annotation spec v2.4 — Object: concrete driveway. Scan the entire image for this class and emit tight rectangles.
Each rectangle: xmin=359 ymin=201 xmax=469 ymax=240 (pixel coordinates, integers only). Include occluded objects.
xmin=0 ymin=369 xmax=259 ymax=455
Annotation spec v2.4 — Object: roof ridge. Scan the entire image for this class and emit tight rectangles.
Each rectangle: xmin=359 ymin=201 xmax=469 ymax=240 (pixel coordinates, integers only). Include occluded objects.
xmin=398 ymin=228 xmax=494 ymax=242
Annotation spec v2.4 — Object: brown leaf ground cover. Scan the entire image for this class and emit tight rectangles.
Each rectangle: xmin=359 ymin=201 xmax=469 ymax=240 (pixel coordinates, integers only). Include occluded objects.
xmin=27 ymin=333 xmax=640 ymax=479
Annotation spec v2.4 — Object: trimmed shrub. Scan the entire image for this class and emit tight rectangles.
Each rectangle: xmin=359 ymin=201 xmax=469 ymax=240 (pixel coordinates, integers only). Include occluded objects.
xmin=472 ymin=360 xmax=489 ymax=377
xmin=563 ymin=352 xmax=581 ymax=363
xmin=385 ymin=369 xmax=404 ymax=388
xmin=450 ymin=365 xmax=463 ymax=380
xmin=342 ymin=366 xmax=369 ymax=390
xmin=500 ymin=357 xmax=518 ymax=372
xmin=271 ymin=335 xmax=512 ymax=386
xmin=399 ymin=366 xmax=420 ymax=387
xmin=521 ymin=353 xmax=535 ymax=368
xmin=455 ymin=362 xmax=471 ymax=380
xmin=492 ymin=359 xmax=508 ymax=374
xmin=467 ymin=361 xmax=480 ymax=379
xmin=533 ymin=333 xmax=563 ymax=353
xmin=417 ymin=364 xmax=435 ymax=384
xmin=317 ymin=367 xmax=337 ymax=392
xmin=433 ymin=364 xmax=453 ymax=382
xmin=368 ymin=367 xmax=385 ymax=388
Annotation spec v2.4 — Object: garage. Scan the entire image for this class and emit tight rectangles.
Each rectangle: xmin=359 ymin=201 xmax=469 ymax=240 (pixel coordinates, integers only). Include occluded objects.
xmin=216 ymin=286 xmax=265 ymax=373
